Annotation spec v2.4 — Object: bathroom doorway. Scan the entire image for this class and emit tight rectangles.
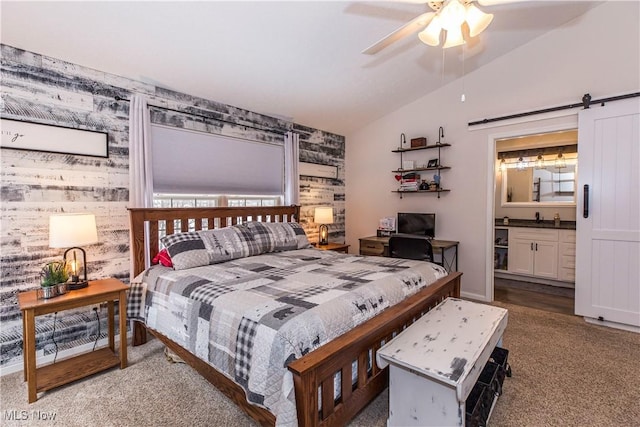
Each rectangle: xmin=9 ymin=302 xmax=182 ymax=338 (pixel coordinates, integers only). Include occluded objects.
xmin=489 ymin=126 xmax=578 ymax=315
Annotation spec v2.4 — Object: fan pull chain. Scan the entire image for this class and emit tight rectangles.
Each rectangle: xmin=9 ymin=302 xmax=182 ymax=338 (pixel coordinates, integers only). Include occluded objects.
xmin=461 ymin=43 xmax=466 ymax=102
xmin=441 ymin=47 xmax=445 ymax=85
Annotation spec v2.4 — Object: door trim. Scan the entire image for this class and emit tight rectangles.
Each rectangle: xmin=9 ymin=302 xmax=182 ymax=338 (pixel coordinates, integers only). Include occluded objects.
xmin=484 ymin=119 xmax=578 ymax=302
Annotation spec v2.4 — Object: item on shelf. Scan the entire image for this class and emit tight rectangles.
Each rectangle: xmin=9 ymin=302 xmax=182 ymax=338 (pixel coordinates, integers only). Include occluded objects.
xmin=400 ymin=181 xmax=419 ymax=192
xmin=395 ymin=172 xmax=420 ymax=182
xmin=411 ymin=137 xmax=427 ymax=148
xmin=436 ymin=126 xmax=444 ymax=145
xmin=419 ymin=180 xmax=429 ymax=190
xmin=399 ymin=133 xmax=407 ymax=149
xmin=427 ymin=158 xmax=439 ymax=168
xmin=402 ymin=160 xmax=415 ymax=170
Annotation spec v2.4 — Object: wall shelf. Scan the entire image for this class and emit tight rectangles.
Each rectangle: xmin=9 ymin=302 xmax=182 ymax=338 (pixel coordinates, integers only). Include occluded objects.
xmin=393 ymin=140 xmax=451 ymax=198
xmin=392 ymin=143 xmax=452 ymax=153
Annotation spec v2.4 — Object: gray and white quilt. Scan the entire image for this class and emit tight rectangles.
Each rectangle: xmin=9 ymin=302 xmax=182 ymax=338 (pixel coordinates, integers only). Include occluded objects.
xmin=128 ymin=248 xmax=447 ymax=426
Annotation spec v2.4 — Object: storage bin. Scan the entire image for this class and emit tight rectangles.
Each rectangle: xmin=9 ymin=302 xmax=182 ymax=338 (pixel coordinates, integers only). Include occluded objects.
xmin=465 ymin=382 xmax=488 ymax=427
xmin=489 ymin=346 xmax=512 ymax=384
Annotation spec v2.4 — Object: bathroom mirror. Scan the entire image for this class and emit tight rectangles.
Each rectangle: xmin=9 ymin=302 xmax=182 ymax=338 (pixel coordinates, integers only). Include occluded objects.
xmin=497 ymin=130 xmax=578 ymax=207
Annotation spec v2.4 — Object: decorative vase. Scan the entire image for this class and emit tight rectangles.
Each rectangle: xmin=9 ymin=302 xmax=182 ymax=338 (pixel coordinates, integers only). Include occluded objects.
xmin=56 ymin=282 xmax=67 ymax=295
xmin=40 ymin=286 xmax=57 ymax=299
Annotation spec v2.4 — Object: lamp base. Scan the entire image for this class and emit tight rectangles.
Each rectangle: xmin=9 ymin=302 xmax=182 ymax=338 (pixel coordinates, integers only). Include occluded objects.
xmin=67 ymin=280 xmax=88 ymax=290
xmin=318 ymin=224 xmax=329 ymax=246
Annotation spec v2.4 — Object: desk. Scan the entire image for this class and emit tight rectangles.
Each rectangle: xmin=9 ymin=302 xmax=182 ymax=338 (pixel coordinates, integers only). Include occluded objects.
xmin=359 ymin=235 xmax=459 ymax=272
xmin=377 ymin=298 xmax=508 ymax=426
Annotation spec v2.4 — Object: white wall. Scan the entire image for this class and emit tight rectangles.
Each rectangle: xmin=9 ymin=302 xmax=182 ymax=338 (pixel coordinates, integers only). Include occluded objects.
xmin=345 ymin=2 xmax=640 ymax=300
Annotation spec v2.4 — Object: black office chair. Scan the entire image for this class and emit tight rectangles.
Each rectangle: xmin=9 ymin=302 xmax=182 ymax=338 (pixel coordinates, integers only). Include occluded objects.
xmin=389 ymin=235 xmax=434 ymax=262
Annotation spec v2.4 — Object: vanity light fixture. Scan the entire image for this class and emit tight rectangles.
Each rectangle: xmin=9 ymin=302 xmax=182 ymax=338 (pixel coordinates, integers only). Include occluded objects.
xmin=499 ymin=157 xmax=506 ymax=172
xmin=555 ymin=152 xmax=566 ymax=168
xmin=535 ymin=153 xmax=545 ymax=169
xmin=516 ymin=157 xmax=526 ymax=171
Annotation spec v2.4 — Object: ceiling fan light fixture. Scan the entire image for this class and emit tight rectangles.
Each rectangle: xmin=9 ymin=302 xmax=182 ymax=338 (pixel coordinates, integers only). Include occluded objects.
xmin=465 ymin=3 xmax=494 ymax=37
xmin=418 ymin=15 xmax=442 ymax=46
xmin=439 ymin=0 xmax=466 ymax=31
xmin=442 ymin=25 xmax=465 ymax=48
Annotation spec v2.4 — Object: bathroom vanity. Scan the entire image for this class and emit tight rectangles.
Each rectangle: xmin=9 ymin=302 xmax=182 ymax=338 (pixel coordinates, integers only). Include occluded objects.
xmin=494 ymin=219 xmax=576 ymax=285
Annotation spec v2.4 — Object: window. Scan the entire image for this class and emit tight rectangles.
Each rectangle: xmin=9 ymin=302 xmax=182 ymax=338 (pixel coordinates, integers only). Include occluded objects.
xmin=150 ymin=124 xmax=285 ymax=196
xmin=152 ymin=194 xmax=282 ymax=238
xmin=153 ymin=194 xmax=281 ymax=209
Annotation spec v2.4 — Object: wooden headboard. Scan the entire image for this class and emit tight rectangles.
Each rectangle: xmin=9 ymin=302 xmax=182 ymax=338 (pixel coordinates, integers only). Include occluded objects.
xmin=128 ymin=205 xmax=301 ymax=277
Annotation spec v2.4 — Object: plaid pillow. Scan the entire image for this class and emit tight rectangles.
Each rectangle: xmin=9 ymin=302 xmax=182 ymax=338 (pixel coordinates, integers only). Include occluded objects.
xmin=199 ymin=224 xmax=263 ymax=265
xmin=161 ymin=231 xmax=208 ymax=270
xmin=246 ymin=221 xmax=311 ymax=253
xmin=161 ymin=222 xmax=310 ymax=270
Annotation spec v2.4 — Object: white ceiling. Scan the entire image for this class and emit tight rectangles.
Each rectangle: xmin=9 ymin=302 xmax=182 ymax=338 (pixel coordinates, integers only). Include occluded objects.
xmin=1 ymin=1 xmax=602 ymax=135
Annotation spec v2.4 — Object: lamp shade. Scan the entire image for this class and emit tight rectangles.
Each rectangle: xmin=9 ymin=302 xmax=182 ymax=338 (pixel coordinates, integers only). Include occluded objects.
xmin=418 ymin=15 xmax=442 ymax=46
xmin=314 ymin=207 xmax=334 ymax=224
xmin=443 ymin=26 xmax=465 ymax=48
xmin=465 ymin=4 xmax=494 ymax=37
xmin=49 ymin=213 xmax=98 ymax=248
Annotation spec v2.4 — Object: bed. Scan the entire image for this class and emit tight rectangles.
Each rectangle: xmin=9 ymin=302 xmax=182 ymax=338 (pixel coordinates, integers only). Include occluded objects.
xmin=127 ymin=205 xmax=461 ymax=427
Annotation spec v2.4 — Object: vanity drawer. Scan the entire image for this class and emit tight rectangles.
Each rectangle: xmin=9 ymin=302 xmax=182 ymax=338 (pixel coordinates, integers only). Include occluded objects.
xmin=560 ymin=230 xmax=576 ymax=244
xmin=359 ymin=240 xmax=386 ymax=256
xmin=510 ymin=227 xmax=559 ymax=242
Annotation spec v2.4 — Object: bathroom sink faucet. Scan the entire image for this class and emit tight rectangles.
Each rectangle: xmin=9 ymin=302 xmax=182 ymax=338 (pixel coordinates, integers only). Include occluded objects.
xmin=535 ymin=212 xmax=541 ymax=223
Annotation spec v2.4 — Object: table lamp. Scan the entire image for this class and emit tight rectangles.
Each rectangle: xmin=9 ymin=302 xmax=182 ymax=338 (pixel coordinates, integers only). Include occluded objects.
xmin=49 ymin=213 xmax=98 ymax=290
xmin=314 ymin=206 xmax=334 ymax=246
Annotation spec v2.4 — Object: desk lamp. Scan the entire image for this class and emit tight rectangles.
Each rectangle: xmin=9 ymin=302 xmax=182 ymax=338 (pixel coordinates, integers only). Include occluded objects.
xmin=49 ymin=213 xmax=98 ymax=290
xmin=314 ymin=207 xmax=334 ymax=246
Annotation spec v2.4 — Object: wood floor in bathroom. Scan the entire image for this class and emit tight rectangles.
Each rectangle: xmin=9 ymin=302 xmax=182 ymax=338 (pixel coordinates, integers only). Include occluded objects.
xmin=494 ymin=277 xmax=574 ymax=316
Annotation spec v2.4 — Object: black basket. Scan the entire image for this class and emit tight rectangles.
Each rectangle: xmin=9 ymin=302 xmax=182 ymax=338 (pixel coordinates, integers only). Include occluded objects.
xmin=465 ymin=382 xmax=488 ymax=427
xmin=477 ymin=360 xmax=502 ymax=398
xmin=489 ymin=346 xmax=512 ymax=382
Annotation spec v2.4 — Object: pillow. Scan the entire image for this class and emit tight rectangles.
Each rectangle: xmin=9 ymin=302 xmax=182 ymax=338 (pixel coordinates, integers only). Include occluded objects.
xmin=152 ymin=248 xmax=173 ymax=268
xmin=161 ymin=231 xmax=209 ymax=270
xmin=161 ymin=222 xmax=311 ymax=270
xmin=246 ymin=221 xmax=312 ymax=253
xmin=161 ymin=225 xmax=261 ymax=270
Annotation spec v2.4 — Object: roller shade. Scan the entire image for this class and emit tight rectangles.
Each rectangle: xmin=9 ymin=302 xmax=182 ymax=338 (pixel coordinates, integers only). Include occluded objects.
xmin=151 ymin=124 xmax=284 ymax=195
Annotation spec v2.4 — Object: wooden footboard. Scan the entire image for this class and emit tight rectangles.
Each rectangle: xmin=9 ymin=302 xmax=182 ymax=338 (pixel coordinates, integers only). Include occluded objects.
xmin=127 ymin=206 xmax=461 ymax=426
xmin=288 ymin=272 xmax=461 ymax=427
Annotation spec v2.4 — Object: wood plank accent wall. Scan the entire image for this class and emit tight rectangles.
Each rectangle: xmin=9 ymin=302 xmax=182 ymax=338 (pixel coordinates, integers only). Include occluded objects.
xmin=0 ymin=44 xmax=345 ymax=370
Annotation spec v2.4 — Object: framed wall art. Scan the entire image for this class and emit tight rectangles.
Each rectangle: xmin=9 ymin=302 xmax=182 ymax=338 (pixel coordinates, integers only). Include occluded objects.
xmin=299 ymin=162 xmax=338 ymax=179
xmin=1 ymin=118 xmax=108 ymax=158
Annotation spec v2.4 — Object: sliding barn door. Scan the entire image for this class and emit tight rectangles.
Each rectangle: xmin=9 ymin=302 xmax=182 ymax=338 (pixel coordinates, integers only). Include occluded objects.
xmin=575 ymin=98 xmax=640 ymax=328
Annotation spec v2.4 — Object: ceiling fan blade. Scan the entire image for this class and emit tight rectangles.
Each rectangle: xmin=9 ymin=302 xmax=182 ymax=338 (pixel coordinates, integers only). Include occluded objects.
xmin=477 ymin=0 xmax=529 ymax=5
xmin=362 ymin=12 xmax=435 ymax=55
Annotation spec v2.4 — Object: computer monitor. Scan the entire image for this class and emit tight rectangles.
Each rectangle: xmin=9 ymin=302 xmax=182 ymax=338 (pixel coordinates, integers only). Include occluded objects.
xmin=397 ymin=212 xmax=436 ymax=238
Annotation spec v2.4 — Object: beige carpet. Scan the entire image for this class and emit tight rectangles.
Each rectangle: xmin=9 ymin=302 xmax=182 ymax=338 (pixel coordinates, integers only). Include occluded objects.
xmin=2 ymin=301 xmax=638 ymax=427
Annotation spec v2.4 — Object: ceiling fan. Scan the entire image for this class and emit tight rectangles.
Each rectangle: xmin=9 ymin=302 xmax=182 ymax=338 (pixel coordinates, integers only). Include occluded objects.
xmin=362 ymin=0 xmax=524 ymax=54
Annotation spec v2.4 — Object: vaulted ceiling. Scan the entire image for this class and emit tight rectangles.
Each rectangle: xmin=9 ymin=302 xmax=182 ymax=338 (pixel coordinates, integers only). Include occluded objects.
xmin=1 ymin=1 xmax=601 ymax=135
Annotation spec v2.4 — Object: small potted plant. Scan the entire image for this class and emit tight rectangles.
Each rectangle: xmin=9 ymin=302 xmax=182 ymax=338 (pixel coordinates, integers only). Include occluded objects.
xmin=40 ymin=260 xmax=69 ymax=299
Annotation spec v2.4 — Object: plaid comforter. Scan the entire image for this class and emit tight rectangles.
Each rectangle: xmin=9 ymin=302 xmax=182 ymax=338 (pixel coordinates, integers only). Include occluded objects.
xmin=128 ymin=248 xmax=447 ymax=426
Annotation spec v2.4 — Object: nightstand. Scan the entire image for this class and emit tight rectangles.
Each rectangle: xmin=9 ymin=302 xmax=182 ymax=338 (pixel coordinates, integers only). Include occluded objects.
xmin=312 ymin=242 xmax=350 ymax=253
xmin=18 ymin=278 xmax=128 ymax=403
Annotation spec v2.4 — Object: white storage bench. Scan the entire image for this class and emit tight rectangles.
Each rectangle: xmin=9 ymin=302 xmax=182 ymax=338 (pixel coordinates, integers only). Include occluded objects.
xmin=376 ymin=297 xmax=509 ymax=426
